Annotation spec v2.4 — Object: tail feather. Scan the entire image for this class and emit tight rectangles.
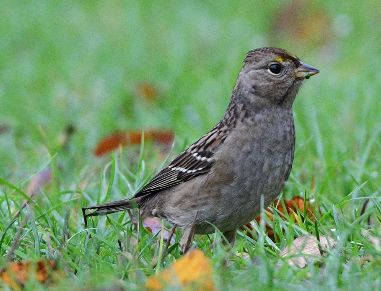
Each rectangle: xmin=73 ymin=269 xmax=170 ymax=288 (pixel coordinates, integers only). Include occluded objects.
xmin=82 ymin=198 xmax=139 ymax=227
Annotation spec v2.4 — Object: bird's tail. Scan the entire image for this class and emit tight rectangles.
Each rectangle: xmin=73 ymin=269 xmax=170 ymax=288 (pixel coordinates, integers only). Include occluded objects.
xmin=82 ymin=198 xmax=140 ymax=227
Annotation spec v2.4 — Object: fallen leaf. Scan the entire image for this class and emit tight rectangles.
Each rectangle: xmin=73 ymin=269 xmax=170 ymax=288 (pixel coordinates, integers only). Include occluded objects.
xmin=0 ymin=259 xmax=61 ymax=289
xmin=146 ymin=249 xmax=215 ymax=291
xmin=94 ymin=130 xmax=174 ymax=157
xmin=280 ymin=234 xmax=337 ymax=268
xmin=244 ymin=196 xmax=318 ymax=241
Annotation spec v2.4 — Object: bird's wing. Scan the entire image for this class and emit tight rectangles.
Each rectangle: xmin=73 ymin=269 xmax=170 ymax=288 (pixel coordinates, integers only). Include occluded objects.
xmin=134 ymin=121 xmax=229 ymax=197
xmin=82 ymin=120 xmax=230 ymax=222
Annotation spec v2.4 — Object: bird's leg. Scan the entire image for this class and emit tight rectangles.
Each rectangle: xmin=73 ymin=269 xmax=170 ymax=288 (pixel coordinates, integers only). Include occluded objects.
xmin=180 ymin=228 xmax=195 ymax=254
xmin=161 ymin=224 xmax=177 ymax=260
xmin=180 ymin=211 xmax=198 ymax=253
xmin=222 ymin=229 xmax=237 ymax=246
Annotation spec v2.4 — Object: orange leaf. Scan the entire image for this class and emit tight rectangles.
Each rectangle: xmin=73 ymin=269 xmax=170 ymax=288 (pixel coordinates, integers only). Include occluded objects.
xmin=94 ymin=130 xmax=175 ymax=157
xmin=146 ymin=249 xmax=215 ymax=291
xmin=0 ymin=259 xmax=61 ymax=289
xmin=244 ymin=196 xmax=319 ymax=241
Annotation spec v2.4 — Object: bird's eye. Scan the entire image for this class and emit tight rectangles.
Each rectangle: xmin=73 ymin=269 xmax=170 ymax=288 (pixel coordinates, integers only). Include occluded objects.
xmin=269 ymin=63 xmax=282 ymax=75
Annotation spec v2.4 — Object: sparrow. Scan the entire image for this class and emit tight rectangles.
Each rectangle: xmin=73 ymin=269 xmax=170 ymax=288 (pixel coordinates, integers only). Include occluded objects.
xmin=83 ymin=47 xmax=319 ymax=251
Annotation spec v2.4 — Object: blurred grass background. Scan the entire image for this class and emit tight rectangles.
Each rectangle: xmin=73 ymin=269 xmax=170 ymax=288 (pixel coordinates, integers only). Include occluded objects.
xmin=1 ymin=0 xmax=381 ymax=289
xmin=2 ymin=0 xmax=381 ymax=198
xmin=2 ymin=0 xmax=381 ymax=183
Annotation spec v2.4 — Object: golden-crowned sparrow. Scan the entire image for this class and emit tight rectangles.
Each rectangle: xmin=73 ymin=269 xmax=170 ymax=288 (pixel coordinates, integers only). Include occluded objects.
xmin=83 ymin=47 xmax=319 ymax=249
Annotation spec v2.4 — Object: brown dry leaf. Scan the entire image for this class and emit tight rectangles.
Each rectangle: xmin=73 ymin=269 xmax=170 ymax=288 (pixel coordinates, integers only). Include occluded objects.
xmin=245 ymin=196 xmax=318 ymax=241
xmin=0 ymin=259 xmax=62 ymax=289
xmin=137 ymin=82 xmax=159 ymax=101
xmin=146 ymin=249 xmax=215 ymax=291
xmin=94 ymin=130 xmax=175 ymax=157
xmin=280 ymin=235 xmax=338 ymax=268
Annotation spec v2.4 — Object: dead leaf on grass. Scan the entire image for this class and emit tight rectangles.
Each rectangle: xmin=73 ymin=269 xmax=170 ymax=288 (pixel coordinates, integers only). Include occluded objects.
xmin=244 ymin=196 xmax=319 ymax=241
xmin=146 ymin=249 xmax=215 ymax=291
xmin=0 ymin=259 xmax=62 ymax=289
xmin=94 ymin=130 xmax=174 ymax=157
xmin=280 ymin=234 xmax=338 ymax=268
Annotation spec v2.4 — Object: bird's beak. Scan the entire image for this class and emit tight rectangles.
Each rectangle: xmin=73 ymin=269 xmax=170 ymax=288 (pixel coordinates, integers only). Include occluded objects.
xmin=295 ymin=62 xmax=319 ymax=79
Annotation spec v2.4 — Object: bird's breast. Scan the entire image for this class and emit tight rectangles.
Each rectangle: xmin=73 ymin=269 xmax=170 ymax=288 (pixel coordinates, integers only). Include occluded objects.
xmin=205 ymin=110 xmax=295 ymax=230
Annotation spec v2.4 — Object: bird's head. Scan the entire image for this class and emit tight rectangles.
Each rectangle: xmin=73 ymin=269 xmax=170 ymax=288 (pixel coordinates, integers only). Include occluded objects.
xmin=234 ymin=47 xmax=319 ymax=108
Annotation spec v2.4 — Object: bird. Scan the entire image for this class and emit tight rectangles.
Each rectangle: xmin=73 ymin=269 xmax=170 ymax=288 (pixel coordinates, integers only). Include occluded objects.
xmin=82 ymin=47 xmax=319 ymax=251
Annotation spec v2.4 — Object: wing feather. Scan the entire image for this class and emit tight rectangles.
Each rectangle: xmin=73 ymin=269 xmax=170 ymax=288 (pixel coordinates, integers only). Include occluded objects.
xmin=134 ymin=121 xmax=229 ymax=197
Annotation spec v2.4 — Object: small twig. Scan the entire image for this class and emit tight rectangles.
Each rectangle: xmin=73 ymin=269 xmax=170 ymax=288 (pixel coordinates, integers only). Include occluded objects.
xmin=12 ymin=200 xmax=29 ymax=221
xmin=152 ymin=224 xmax=178 ymax=269
xmin=361 ymin=198 xmax=370 ymax=216
xmin=7 ymin=211 xmax=31 ymax=262
xmin=360 ymin=198 xmax=371 ymax=227
xmin=161 ymin=224 xmax=177 ymax=260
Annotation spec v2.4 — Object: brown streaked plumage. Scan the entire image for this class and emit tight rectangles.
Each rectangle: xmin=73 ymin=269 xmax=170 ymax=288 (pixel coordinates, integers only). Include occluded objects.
xmin=83 ymin=47 xmax=319 ymax=251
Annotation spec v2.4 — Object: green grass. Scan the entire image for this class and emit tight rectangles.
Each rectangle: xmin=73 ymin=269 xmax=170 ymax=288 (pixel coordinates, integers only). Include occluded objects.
xmin=1 ymin=0 xmax=381 ymax=290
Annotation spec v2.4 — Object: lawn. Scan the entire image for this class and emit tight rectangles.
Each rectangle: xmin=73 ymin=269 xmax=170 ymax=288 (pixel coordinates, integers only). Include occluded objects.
xmin=1 ymin=0 xmax=381 ymax=290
